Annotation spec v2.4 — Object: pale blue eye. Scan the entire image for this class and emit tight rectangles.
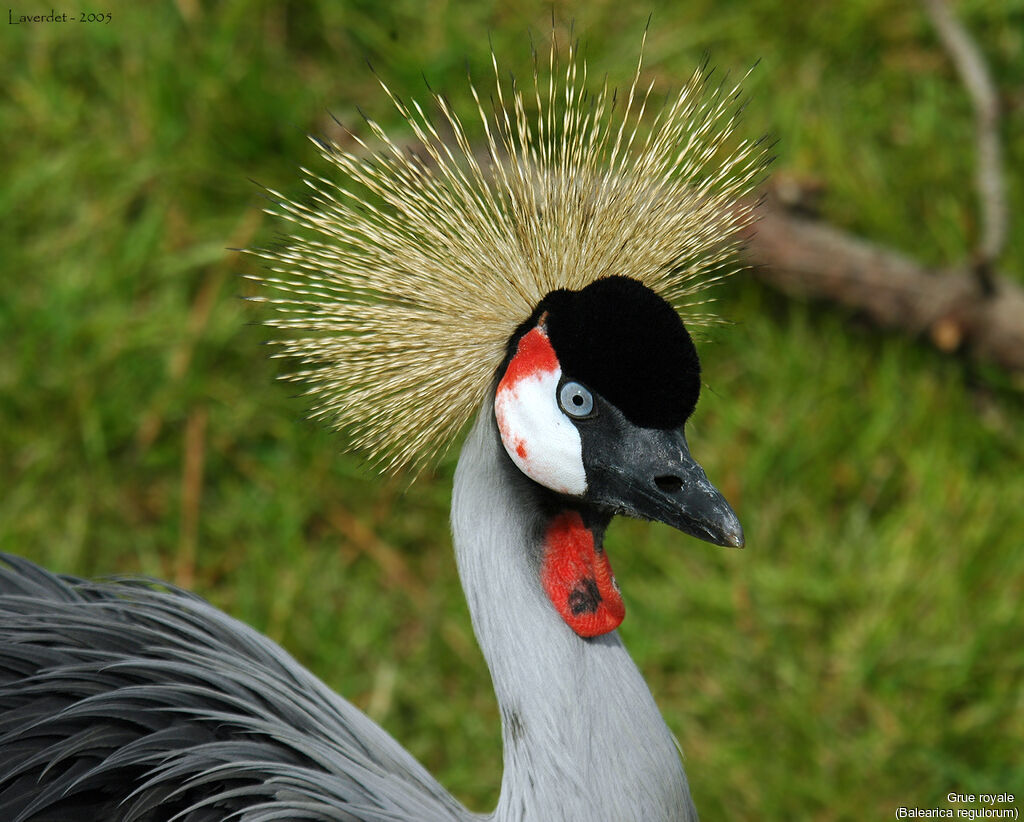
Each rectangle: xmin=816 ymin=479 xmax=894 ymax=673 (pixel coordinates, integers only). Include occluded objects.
xmin=559 ymin=381 xmax=594 ymax=418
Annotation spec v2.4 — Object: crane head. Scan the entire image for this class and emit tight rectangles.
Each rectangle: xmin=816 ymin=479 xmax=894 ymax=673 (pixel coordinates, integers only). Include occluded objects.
xmin=495 ymin=275 xmax=743 ymax=549
xmin=249 ymin=39 xmax=767 ymax=478
xmin=248 ymin=37 xmax=763 ymax=639
xmin=493 ymin=275 xmax=742 ymax=637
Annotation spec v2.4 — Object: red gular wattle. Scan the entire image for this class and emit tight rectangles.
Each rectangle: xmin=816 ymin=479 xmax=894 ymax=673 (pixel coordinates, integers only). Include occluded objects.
xmin=541 ymin=510 xmax=625 ymax=637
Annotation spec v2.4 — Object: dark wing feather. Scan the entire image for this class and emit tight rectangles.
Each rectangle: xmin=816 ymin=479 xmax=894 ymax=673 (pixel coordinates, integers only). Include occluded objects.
xmin=0 ymin=554 xmax=469 ymax=822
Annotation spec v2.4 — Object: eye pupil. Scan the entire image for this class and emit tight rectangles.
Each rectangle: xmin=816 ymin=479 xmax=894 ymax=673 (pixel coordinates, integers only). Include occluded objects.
xmin=559 ymin=381 xmax=594 ymax=418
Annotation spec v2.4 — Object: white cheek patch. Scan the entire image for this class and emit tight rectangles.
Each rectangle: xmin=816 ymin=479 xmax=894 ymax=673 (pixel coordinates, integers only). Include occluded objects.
xmin=494 ymin=327 xmax=587 ymax=496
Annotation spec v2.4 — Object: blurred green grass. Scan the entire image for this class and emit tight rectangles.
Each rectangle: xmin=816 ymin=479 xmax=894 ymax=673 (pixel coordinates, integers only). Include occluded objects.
xmin=1 ymin=1 xmax=1022 ymax=818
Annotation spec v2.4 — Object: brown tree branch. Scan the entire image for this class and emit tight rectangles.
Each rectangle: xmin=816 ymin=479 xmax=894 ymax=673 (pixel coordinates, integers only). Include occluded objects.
xmin=921 ymin=0 xmax=1008 ymax=292
xmin=741 ymin=196 xmax=1024 ymax=374
xmin=737 ymin=6 xmax=1018 ymax=377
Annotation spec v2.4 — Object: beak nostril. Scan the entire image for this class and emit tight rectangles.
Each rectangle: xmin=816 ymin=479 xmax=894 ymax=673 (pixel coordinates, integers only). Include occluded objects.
xmin=654 ymin=474 xmax=684 ymax=494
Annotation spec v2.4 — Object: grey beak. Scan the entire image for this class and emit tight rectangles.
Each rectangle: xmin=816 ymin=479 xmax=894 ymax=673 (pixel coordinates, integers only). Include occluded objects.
xmin=586 ymin=424 xmax=744 ymax=548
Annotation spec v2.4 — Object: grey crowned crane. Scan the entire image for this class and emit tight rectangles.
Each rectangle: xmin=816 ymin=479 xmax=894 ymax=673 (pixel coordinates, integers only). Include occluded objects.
xmin=0 ymin=36 xmax=764 ymax=822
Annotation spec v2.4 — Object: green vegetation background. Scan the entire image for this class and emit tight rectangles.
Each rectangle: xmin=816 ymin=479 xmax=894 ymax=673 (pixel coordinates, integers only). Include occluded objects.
xmin=2 ymin=1 xmax=1021 ymax=817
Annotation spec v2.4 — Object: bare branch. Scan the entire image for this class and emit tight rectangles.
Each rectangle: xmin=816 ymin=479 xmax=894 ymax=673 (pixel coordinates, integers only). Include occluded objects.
xmin=921 ymin=0 xmax=1008 ymax=293
xmin=741 ymin=195 xmax=1024 ymax=375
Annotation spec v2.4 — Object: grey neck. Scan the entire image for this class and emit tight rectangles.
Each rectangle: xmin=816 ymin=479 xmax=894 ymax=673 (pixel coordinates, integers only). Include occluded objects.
xmin=451 ymin=403 xmax=697 ymax=822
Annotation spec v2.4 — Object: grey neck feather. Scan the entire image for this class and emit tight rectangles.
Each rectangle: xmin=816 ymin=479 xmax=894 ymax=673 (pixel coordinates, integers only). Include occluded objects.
xmin=451 ymin=402 xmax=698 ymax=822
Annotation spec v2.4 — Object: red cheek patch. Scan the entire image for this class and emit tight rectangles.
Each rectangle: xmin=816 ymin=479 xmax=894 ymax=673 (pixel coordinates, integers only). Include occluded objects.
xmin=495 ymin=326 xmax=558 ymax=468
xmin=499 ymin=326 xmax=559 ymax=388
xmin=541 ymin=511 xmax=625 ymax=638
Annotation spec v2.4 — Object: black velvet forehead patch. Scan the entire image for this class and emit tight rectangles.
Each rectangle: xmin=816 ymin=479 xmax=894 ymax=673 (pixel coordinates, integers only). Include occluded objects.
xmin=514 ymin=275 xmax=701 ymax=429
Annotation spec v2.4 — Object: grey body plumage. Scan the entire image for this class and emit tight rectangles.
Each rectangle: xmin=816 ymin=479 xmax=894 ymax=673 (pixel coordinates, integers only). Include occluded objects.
xmin=0 ymin=553 xmax=465 ymax=821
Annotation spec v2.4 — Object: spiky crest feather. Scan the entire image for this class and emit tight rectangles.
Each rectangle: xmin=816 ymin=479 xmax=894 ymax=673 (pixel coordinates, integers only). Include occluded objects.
xmin=248 ymin=33 xmax=765 ymax=473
